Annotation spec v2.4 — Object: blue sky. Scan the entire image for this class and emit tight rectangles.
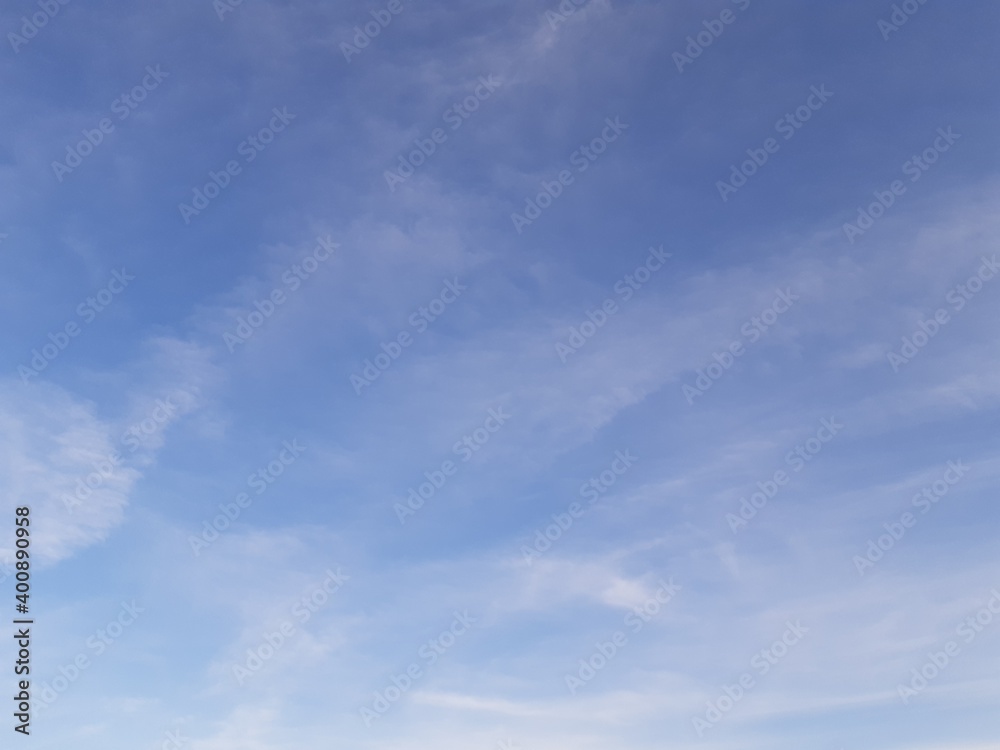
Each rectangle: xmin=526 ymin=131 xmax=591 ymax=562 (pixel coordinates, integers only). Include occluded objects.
xmin=1 ymin=0 xmax=999 ymax=748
